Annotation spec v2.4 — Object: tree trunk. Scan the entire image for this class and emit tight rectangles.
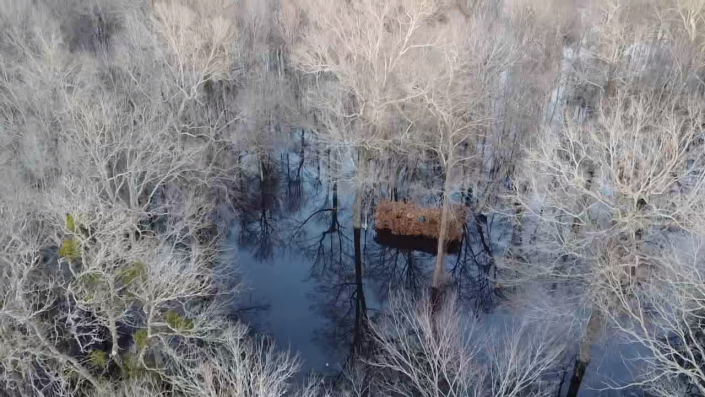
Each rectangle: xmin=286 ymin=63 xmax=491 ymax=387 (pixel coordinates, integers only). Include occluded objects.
xmin=286 ymin=153 xmax=290 ymax=182
xmin=606 ymin=64 xmax=618 ymax=98
xmin=353 ymin=148 xmax=367 ymax=228
xmin=571 ymin=165 xmax=595 ymax=234
xmin=353 ymin=184 xmax=362 ymax=230
xmin=352 ymin=146 xmax=368 ymax=349
xmin=567 ymin=309 xmax=601 ymax=397
xmin=566 ymin=359 xmax=589 ymax=397
xmin=432 ymin=169 xmax=452 ymax=290
xmin=331 ymin=181 xmax=338 ymax=227
xmin=297 ymin=129 xmax=305 ymax=179
xmin=352 ymin=223 xmax=368 ymax=351
xmin=259 ymin=152 xmax=265 ymax=182
xmin=511 ymin=201 xmax=524 ymax=247
xmin=316 ymin=144 xmax=321 ymax=180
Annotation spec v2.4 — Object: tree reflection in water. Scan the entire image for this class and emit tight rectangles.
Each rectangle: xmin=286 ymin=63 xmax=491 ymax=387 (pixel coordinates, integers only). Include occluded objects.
xmin=230 ymin=136 xmax=511 ymax=382
xmin=235 ymin=157 xmax=282 ymax=262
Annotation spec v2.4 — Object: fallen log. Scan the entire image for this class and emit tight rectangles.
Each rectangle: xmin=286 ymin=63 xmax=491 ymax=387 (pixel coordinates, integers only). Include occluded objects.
xmin=374 ymin=200 xmax=467 ymax=242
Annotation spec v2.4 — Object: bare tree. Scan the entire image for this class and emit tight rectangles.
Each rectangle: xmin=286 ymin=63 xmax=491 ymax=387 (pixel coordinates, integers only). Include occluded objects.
xmin=514 ymin=31 xmax=705 ymax=392
xmin=0 ymin=1 xmax=309 ymax=396
xmin=395 ymin=4 xmax=520 ymax=289
xmin=284 ymin=0 xmax=566 ymax=292
xmin=281 ymin=0 xmax=445 ymax=258
xmin=366 ymin=292 xmax=566 ymax=396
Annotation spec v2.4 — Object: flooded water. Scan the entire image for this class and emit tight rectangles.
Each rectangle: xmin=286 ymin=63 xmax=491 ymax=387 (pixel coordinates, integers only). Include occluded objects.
xmin=218 ymin=134 xmax=645 ymax=395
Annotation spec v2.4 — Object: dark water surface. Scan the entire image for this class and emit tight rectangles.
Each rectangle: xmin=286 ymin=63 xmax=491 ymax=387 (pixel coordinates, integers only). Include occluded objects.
xmin=220 ymin=136 xmax=645 ymax=395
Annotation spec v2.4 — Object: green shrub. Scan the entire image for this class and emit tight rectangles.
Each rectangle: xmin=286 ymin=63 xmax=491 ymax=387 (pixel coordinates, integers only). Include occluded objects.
xmin=59 ymin=238 xmax=81 ymax=261
xmin=120 ymin=261 xmax=147 ymax=285
xmin=66 ymin=213 xmax=77 ymax=233
xmin=66 ymin=213 xmax=90 ymax=236
xmin=134 ymin=329 xmax=150 ymax=350
xmin=89 ymin=350 xmax=107 ymax=368
xmin=165 ymin=310 xmax=194 ymax=332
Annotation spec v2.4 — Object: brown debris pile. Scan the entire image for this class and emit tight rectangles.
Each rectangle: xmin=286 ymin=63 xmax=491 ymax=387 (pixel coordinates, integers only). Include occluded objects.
xmin=374 ymin=200 xmax=467 ymax=242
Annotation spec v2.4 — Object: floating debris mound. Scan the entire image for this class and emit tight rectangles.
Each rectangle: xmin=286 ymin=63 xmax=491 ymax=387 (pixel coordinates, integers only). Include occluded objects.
xmin=374 ymin=200 xmax=467 ymax=243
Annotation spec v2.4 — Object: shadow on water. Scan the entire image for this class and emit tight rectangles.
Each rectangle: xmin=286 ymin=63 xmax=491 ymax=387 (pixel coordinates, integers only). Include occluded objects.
xmin=221 ymin=133 xmax=645 ymax=395
xmin=374 ymin=229 xmax=460 ymax=255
